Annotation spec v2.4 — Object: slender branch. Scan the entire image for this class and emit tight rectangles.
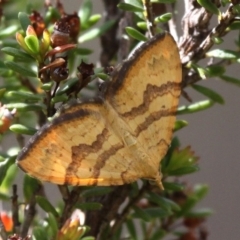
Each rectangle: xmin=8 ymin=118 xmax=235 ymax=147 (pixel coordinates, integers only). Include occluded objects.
xmin=100 ymin=0 xmax=122 ymax=67
xmin=142 ymin=0 xmax=156 ymax=37
xmin=20 ymin=184 xmax=43 ymax=237
xmin=106 ymin=183 xmax=149 ymax=239
xmin=167 ymin=3 xmax=178 ymax=41
xmin=12 ymin=185 xmax=20 ymax=234
xmin=85 ymin=185 xmax=130 ymax=238
xmin=117 ymin=13 xmax=132 ymax=63
xmin=20 ymin=196 xmax=36 ymax=237
xmin=59 ymin=186 xmax=82 ymax=227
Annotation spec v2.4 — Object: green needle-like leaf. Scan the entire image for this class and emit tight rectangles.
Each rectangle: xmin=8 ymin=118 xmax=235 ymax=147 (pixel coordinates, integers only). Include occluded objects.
xmin=197 ymin=0 xmax=220 ymax=15
xmin=36 ymin=195 xmax=59 ymax=218
xmin=4 ymin=61 xmax=37 ymax=77
xmin=177 ymin=100 xmax=214 ymax=115
xmin=18 ymin=12 xmax=31 ymax=32
xmin=79 ymin=0 xmax=92 ymax=29
xmin=192 ymin=84 xmax=224 ymax=104
xmin=117 ymin=3 xmax=144 ymax=12
xmin=0 ymin=156 xmax=16 ymax=186
xmin=1 ymin=47 xmax=35 ymax=61
xmin=10 ymin=124 xmax=37 ymax=135
xmin=125 ymin=27 xmax=147 ymax=41
xmin=220 ymin=75 xmax=240 ymax=87
xmin=206 ymin=49 xmax=239 ymax=59
xmin=24 ymin=35 xmax=40 ymax=54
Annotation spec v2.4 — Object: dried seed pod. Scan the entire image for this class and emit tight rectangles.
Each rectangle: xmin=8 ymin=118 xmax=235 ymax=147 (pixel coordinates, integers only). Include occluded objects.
xmin=51 ymin=20 xmax=70 ymax=48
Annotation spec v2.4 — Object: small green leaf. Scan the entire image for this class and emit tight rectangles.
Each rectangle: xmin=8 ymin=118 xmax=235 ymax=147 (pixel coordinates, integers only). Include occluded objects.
xmin=75 ymin=202 xmax=103 ymax=211
xmin=0 ymin=25 xmax=18 ymax=38
xmin=149 ymin=193 xmax=180 ymax=212
xmin=195 ymin=65 xmax=207 ymax=79
xmin=10 ymin=124 xmax=37 ymax=135
xmin=194 ymin=184 xmax=209 ymax=201
xmin=4 ymin=61 xmax=37 ymax=77
xmin=6 ymin=91 xmax=42 ymax=101
xmin=143 ymin=207 xmax=170 ymax=219
xmin=229 ymin=21 xmax=240 ymax=30
xmin=233 ymin=4 xmax=240 ymax=14
xmin=81 ymin=237 xmax=95 ymax=240
xmin=0 ymin=192 xmax=9 ymax=200
xmin=220 ymin=75 xmax=240 ymax=87
xmin=192 ymin=84 xmax=224 ymax=104
xmin=132 ymin=206 xmax=151 ymax=221
xmin=185 ymin=208 xmax=213 ymax=218
xmin=0 ymin=156 xmax=16 ymax=186
xmin=79 ymin=0 xmax=92 ymax=29
xmin=18 ymin=12 xmax=31 ymax=32
xmin=74 ymin=48 xmax=93 ymax=56
xmin=162 ymin=136 xmax=180 ymax=170
xmin=1 ymin=163 xmax=18 ymax=191
xmin=36 ymin=195 xmax=59 ymax=217
xmin=81 ymin=187 xmax=113 ymax=198
xmin=196 ymin=0 xmax=220 ymax=15
xmin=87 ymin=14 xmax=102 ymax=28
xmin=155 ymin=13 xmax=172 ymax=23
xmin=163 ymin=146 xmax=198 ymax=176
xmin=136 ymin=21 xmax=147 ymax=30
xmin=212 ymin=37 xmax=223 ymax=44
xmin=126 ymin=219 xmax=137 ymax=239
xmin=206 ymin=49 xmax=239 ymax=59
xmin=162 ymin=181 xmax=184 ymax=191
xmin=220 ymin=0 xmax=229 ymax=7
xmin=41 ymin=81 xmax=54 ymax=91
xmin=150 ymin=229 xmax=166 ymax=240
xmin=177 ymin=100 xmax=214 ymax=115
xmin=24 ymin=35 xmax=39 ymax=54
xmin=125 ymin=27 xmax=147 ymax=41
xmin=47 ymin=212 xmax=58 ymax=238
xmin=205 ymin=65 xmax=225 ymax=77
xmin=162 ymin=198 xmax=180 ymax=212
xmin=125 ymin=0 xmax=143 ymax=8
xmin=23 ymin=175 xmax=40 ymax=201
xmin=1 ymin=47 xmax=35 ymax=61
xmin=117 ymin=3 xmax=144 ymax=12
xmin=176 ymin=196 xmax=198 ymax=217
xmin=168 ymin=166 xmax=199 ymax=176
xmin=51 ymin=94 xmax=68 ymax=104
xmin=0 ymin=88 xmax=6 ymax=99
xmin=45 ymin=6 xmax=61 ymax=25
xmin=148 ymin=193 xmax=172 ymax=213
xmin=174 ymin=120 xmax=188 ymax=131
xmin=95 ymin=72 xmax=109 ymax=81
xmin=32 ymin=227 xmax=49 ymax=240
xmin=151 ymin=0 xmax=176 ymax=3
xmin=4 ymin=103 xmax=45 ymax=112
xmin=79 ymin=20 xmax=116 ymax=43
xmin=56 ymin=78 xmax=78 ymax=95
